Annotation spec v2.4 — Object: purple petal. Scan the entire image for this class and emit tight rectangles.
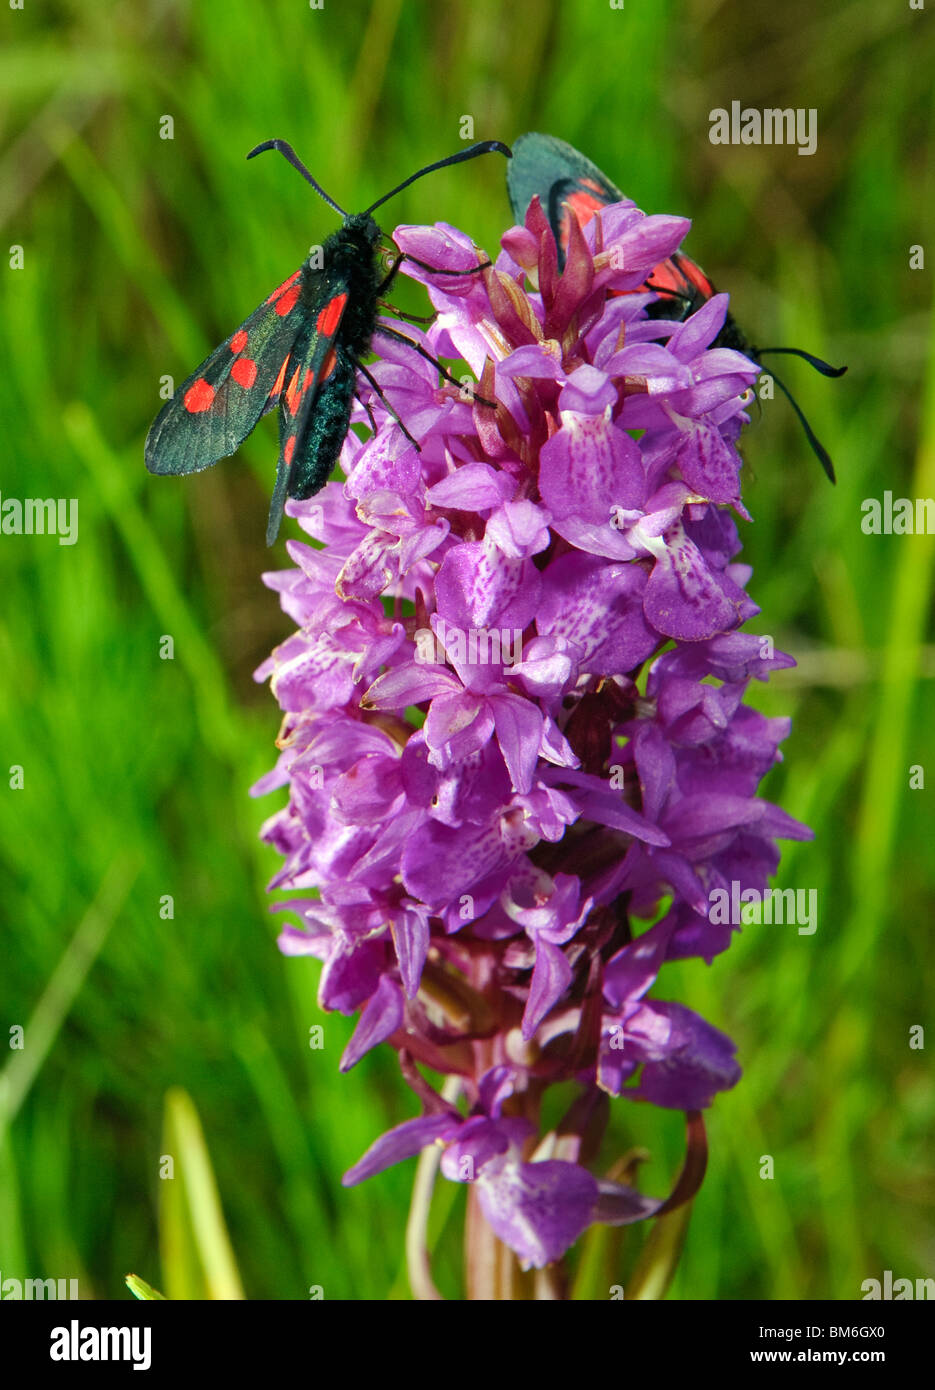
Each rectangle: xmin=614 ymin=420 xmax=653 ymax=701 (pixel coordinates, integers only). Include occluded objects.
xmin=402 ymin=818 xmax=509 ymax=904
xmin=538 ymin=553 xmax=657 ymax=676
xmin=491 ymin=692 xmax=543 ymax=794
xmin=523 ymin=937 xmax=574 ymax=1040
xmin=476 ymin=1156 xmax=599 ymax=1269
xmin=425 ymin=691 xmax=496 ymax=767
xmin=594 ymin=1178 xmax=664 ymax=1225
xmin=557 ymin=364 xmax=618 ymax=415
xmin=340 ymin=976 xmax=404 ymax=1071
xmin=435 ymin=539 xmax=541 ymax=631
xmin=643 ymin=523 xmax=746 ymax=641
xmin=667 ymin=293 xmax=730 ymax=360
xmin=677 ymin=424 xmax=742 ymax=503
xmin=391 ymin=904 xmax=430 ymax=998
xmin=364 ymin=663 xmax=458 ymax=710
xmin=426 ymin=463 xmax=515 ymax=511
xmin=539 ymin=413 xmax=644 ymax=523
xmin=342 ymin=1114 xmax=456 ymax=1186
xmin=633 ymin=1001 xmax=742 ymax=1109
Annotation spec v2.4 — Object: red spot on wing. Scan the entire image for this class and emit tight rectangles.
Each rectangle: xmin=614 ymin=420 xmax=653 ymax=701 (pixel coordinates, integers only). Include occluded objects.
xmin=271 ymin=357 xmax=289 ymax=398
xmin=285 ymin=362 xmax=319 ymax=415
xmin=564 ymin=189 xmax=608 ymax=228
xmin=316 ymin=292 xmax=348 ymax=336
xmin=558 ymin=189 xmax=611 ymax=252
xmin=284 ymin=435 xmax=296 ymax=465
xmin=266 ymin=270 xmax=301 ymax=304
xmin=275 ymin=283 xmax=301 ymax=317
xmin=184 ymin=378 xmax=215 ymax=413
xmin=669 ymin=252 xmax=716 ymax=298
xmin=321 ymin=348 xmax=337 ymax=382
xmin=229 ymin=329 xmax=249 ymax=353
xmin=643 ymin=257 xmax=692 ymax=296
xmin=231 ymin=357 xmax=257 ymax=389
xmin=285 ymin=363 xmax=304 ymax=415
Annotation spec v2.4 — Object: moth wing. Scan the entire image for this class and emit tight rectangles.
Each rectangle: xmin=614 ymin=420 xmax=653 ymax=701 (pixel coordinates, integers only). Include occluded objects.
xmin=507 ymin=132 xmax=623 ymax=226
xmin=266 ymin=282 xmax=351 ymax=545
xmin=145 ymin=268 xmax=305 ymax=476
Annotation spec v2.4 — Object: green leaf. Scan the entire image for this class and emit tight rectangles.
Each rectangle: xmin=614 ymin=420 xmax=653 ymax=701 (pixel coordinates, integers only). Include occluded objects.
xmin=125 ymin=1273 xmax=167 ymax=1301
xmin=159 ymin=1087 xmax=246 ymax=1300
xmin=625 ymin=1203 xmax=694 ymax=1301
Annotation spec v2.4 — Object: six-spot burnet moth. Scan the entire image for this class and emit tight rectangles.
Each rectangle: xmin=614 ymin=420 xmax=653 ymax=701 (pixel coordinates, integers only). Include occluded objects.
xmin=506 ymin=132 xmax=846 ymax=482
xmin=145 ymin=138 xmax=511 ymax=544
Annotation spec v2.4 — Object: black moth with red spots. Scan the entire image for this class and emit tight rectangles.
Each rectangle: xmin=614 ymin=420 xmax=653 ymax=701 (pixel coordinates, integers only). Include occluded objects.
xmin=146 ymin=139 xmax=511 ymax=544
xmin=506 ymin=132 xmax=846 ymax=483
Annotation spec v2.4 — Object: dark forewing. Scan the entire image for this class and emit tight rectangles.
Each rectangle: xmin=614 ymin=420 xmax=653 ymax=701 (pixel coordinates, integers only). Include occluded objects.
xmin=144 ymin=268 xmax=305 ymax=476
xmin=507 ymin=133 xmax=621 ymax=221
xmin=507 ymin=133 xmax=623 ymax=267
xmin=265 ymin=282 xmax=351 ymax=544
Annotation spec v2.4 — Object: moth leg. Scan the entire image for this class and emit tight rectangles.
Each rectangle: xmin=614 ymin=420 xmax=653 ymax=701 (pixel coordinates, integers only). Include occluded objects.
xmin=390 ymin=251 xmax=492 ymax=279
xmin=377 ymin=300 xmax=434 ymax=324
xmin=352 ymin=357 xmax=420 ymax=451
xmin=354 ymin=388 xmax=378 ymax=434
xmin=374 ymin=325 xmax=496 ymax=410
xmin=646 ymin=284 xmax=694 ymax=308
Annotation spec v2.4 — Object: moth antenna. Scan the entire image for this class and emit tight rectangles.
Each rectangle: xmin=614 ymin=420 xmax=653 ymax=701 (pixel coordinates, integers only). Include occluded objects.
xmin=247 ymin=140 xmax=346 ymax=217
xmin=647 ymin=286 xmax=694 ymax=306
xmin=762 ymin=366 xmax=837 ymax=483
xmin=755 ymin=346 xmax=847 ymax=378
xmin=363 ymin=140 xmax=512 ymax=216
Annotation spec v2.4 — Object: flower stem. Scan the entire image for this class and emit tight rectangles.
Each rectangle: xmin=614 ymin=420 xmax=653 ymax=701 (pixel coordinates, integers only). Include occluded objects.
xmin=405 ymin=1077 xmax=463 ymax=1300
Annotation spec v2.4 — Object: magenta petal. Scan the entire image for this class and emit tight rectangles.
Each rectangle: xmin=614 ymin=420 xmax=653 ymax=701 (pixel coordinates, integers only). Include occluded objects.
xmin=277 ymin=923 xmax=330 ymax=959
xmin=340 ymin=976 xmax=404 ymax=1071
xmin=632 ymin=723 xmax=677 ymax=822
xmin=435 ymin=539 xmax=541 ymax=631
xmin=549 ymin=515 xmax=638 ymax=561
xmin=491 ymin=692 xmax=543 ymax=794
xmin=667 ymin=292 xmax=730 ymax=360
xmin=426 ymin=462 xmax=515 ymax=511
xmin=644 ymin=524 xmax=746 ymax=640
xmin=364 ymin=663 xmax=458 ymax=710
xmin=663 ymin=792 xmax=762 ymax=840
xmin=499 ymin=342 xmax=566 ymax=380
xmin=538 ymin=553 xmax=657 ymax=676
xmin=634 ymin=1001 xmax=742 ymax=1108
xmin=485 ymin=500 xmax=552 ymax=559
xmin=402 ymin=818 xmax=508 ymax=904
xmin=539 ymin=412 xmax=644 ymax=523
xmin=438 ymin=1116 xmax=523 ymax=1181
xmin=335 ymin=531 xmax=399 ymax=602
xmin=612 ymin=211 xmax=690 ymax=269
xmin=476 ymin=1156 xmax=599 ymax=1269
xmin=393 ymin=221 xmax=480 ymax=279
xmin=568 ymin=785 xmax=671 ymax=846
xmin=605 ymin=343 xmax=693 ymax=392
xmin=391 ymin=904 xmax=430 ymax=998
xmin=318 ymin=933 xmax=386 ymax=1014
xmin=558 ymin=364 xmax=618 ymax=415
xmin=603 ymin=919 xmax=674 ymax=1010
xmin=523 ymin=937 xmax=573 ymax=1040
xmin=677 ymin=424 xmax=742 ymax=503
xmin=593 ymin=1178 xmax=664 ymax=1225
xmin=425 ymin=691 xmax=495 ymax=767
xmin=342 ymin=1113 xmax=455 ymax=1186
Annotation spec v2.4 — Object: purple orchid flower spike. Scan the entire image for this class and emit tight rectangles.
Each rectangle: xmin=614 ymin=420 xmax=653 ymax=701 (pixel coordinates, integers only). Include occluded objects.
xmin=252 ymin=178 xmax=812 ymax=1298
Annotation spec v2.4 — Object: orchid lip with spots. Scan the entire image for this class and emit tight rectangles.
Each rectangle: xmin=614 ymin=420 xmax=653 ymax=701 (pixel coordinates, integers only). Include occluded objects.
xmin=252 ymin=186 xmax=812 ymax=1294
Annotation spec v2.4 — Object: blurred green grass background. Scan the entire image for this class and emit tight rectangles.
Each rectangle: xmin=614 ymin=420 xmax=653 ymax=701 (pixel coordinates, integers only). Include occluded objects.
xmin=1 ymin=0 xmax=933 ymax=1300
